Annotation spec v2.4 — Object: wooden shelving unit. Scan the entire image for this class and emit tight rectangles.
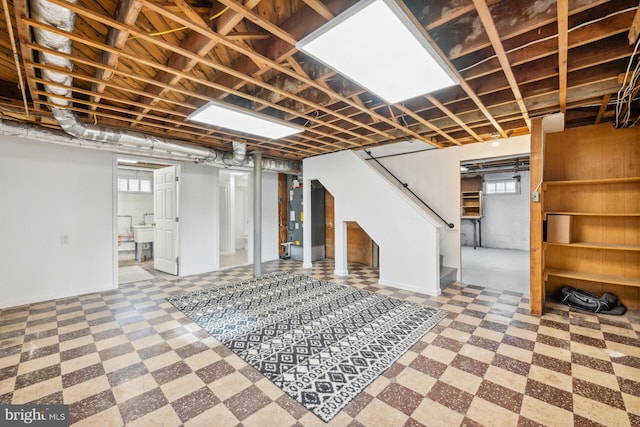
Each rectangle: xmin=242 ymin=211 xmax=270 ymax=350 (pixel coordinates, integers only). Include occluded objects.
xmin=545 ymin=212 xmax=640 ymax=217
xmin=536 ymin=124 xmax=640 ymax=312
xmin=461 ymin=191 xmax=483 ymax=218
xmin=543 ymin=176 xmax=640 ymax=187
xmin=544 ymin=242 xmax=640 ymax=251
xmin=544 ymin=269 xmax=640 ymax=288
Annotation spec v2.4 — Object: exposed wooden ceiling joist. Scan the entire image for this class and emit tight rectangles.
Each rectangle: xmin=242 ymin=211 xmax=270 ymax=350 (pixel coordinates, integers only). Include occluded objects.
xmin=0 ymin=0 xmax=635 ymax=158
xmin=90 ymin=0 xmax=143 ymax=111
xmin=472 ymin=0 xmax=531 ymax=129
xmin=557 ymin=0 xmax=569 ymax=113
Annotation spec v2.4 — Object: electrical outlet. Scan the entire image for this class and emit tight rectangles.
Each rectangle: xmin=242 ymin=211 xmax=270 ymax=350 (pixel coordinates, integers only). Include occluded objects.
xmin=60 ymin=234 xmax=70 ymax=245
xmin=531 ymin=191 xmax=539 ymax=202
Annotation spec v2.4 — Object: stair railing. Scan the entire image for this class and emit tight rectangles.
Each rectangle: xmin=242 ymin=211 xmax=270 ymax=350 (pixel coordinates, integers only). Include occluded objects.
xmin=364 ymin=150 xmax=455 ymax=229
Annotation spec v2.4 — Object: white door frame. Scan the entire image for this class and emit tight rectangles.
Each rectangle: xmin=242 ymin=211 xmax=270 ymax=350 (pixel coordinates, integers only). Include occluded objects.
xmin=154 ymin=165 xmax=180 ymax=274
xmin=112 ymin=155 xmax=181 ymax=284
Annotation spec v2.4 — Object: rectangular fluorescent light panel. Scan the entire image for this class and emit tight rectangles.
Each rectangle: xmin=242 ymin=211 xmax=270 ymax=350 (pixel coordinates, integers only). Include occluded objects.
xmin=188 ymin=101 xmax=303 ymax=140
xmin=297 ymin=0 xmax=458 ymax=104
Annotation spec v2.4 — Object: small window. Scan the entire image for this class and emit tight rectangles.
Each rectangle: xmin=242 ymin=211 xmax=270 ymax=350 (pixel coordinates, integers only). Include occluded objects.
xmin=484 ymin=178 xmax=520 ymax=195
xmin=140 ymin=180 xmax=151 ymax=193
xmin=118 ymin=178 xmax=128 ymax=192
xmin=128 ymin=179 xmax=140 ymax=192
xmin=119 ymin=175 xmax=152 ymax=192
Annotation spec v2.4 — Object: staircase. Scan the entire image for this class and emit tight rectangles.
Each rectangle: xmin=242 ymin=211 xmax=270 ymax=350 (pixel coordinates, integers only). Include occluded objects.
xmin=440 ymin=255 xmax=457 ymax=288
xmin=357 ymin=151 xmax=459 ymax=289
xmin=303 ymin=150 xmax=443 ymax=296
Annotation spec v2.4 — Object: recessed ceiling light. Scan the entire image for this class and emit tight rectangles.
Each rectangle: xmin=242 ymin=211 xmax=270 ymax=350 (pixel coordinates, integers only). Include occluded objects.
xmin=296 ymin=0 xmax=458 ymax=104
xmin=188 ymin=101 xmax=303 ymax=140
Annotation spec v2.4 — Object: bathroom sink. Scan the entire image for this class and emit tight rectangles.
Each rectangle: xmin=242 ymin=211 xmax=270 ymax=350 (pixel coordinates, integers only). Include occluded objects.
xmin=133 ymin=225 xmax=154 ymax=243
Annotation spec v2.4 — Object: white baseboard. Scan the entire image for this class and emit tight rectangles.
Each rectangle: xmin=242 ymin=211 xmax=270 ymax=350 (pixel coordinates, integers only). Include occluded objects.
xmin=377 ymin=278 xmax=441 ymax=296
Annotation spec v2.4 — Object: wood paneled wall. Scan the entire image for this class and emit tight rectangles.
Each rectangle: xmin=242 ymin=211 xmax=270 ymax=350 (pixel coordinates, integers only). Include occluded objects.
xmin=324 ymin=191 xmax=374 ymax=266
xmin=537 ymin=123 xmax=640 ymax=311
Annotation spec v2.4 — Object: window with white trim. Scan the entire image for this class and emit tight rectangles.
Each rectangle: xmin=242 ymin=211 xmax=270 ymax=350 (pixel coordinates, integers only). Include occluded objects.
xmin=118 ymin=177 xmax=152 ymax=193
xmin=484 ymin=178 xmax=520 ymax=195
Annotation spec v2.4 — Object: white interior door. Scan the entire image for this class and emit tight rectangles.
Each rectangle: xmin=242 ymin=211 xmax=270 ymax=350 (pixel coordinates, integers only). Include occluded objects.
xmin=154 ymin=166 xmax=178 ymax=274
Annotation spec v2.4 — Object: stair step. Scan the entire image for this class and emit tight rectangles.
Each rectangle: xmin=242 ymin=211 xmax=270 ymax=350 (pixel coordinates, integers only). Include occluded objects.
xmin=440 ymin=266 xmax=457 ymax=287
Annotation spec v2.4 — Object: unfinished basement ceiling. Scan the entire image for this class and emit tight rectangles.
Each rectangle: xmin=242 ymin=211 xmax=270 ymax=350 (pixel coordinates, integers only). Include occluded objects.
xmin=461 ymin=155 xmax=531 ymax=175
xmin=0 ymin=0 xmax=637 ymax=161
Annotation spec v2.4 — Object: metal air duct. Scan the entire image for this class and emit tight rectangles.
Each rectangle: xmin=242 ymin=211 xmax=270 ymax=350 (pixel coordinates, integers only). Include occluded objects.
xmin=26 ymin=0 xmax=301 ymax=174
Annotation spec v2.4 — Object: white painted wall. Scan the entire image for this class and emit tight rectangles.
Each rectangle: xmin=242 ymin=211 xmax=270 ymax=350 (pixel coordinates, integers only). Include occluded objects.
xmin=261 ymin=172 xmax=279 ymax=261
xmin=247 ymin=171 xmax=279 ymax=263
xmin=180 ymin=162 xmax=219 ymax=276
xmin=235 ymin=183 xmax=248 ymax=250
xmin=459 ymin=135 xmax=531 ymax=251
xmin=474 ymin=171 xmax=530 ymax=250
xmin=117 ymin=169 xmax=154 ymax=228
xmin=0 ymin=135 xmax=115 ymax=308
xmin=459 ymin=134 xmax=530 ymax=161
xmin=304 ymin=150 xmax=441 ymax=296
xmin=364 ymin=147 xmax=461 ymax=277
xmin=0 ymin=131 xmax=285 ymax=307
xmin=358 ymin=134 xmax=531 ymax=279
xmin=117 ymin=169 xmax=154 ymax=260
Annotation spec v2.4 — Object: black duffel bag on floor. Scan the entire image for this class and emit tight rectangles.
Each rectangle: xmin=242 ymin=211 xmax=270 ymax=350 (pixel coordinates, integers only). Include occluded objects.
xmin=560 ymin=286 xmax=627 ymax=315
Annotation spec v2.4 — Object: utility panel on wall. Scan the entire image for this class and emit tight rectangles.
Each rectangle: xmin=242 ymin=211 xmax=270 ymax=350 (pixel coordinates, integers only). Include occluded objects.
xmin=287 ymin=177 xmax=325 ymax=261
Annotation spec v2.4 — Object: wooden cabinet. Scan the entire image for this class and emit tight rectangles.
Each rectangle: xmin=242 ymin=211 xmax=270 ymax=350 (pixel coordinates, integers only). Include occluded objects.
xmin=539 ymin=124 xmax=640 ymax=310
xmin=461 ymin=191 xmax=483 ymax=218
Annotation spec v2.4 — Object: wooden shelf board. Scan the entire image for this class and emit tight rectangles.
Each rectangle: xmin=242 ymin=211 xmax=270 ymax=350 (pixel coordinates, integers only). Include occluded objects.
xmin=544 ymin=242 xmax=640 ymax=251
xmin=544 ymin=268 xmax=640 ymax=287
xmin=544 ymin=212 xmax=640 ymax=217
xmin=543 ymin=176 xmax=640 ymax=187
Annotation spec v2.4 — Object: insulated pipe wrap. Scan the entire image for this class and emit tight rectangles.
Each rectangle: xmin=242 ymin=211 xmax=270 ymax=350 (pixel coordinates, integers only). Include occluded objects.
xmin=27 ymin=0 xmax=302 ymax=174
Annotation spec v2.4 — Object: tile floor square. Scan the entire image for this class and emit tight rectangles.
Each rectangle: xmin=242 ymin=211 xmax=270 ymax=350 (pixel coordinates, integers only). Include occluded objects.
xmin=0 ymin=258 xmax=638 ymax=426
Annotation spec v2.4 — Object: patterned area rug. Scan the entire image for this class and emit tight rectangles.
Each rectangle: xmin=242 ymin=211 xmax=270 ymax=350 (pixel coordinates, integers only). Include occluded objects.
xmin=167 ymin=272 xmax=447 ymax=422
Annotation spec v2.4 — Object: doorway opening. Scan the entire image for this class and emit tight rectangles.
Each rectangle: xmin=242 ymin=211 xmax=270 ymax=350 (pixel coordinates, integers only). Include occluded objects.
xmin=324 ymin=188 xmax=379 ymax=269
xmin=116 ymin=158 xmax=177 ymax=284
xmin=219 ymin=169 xmax=250 ymax=269
xmin=459 ymin=155 xmax=530 ymax=293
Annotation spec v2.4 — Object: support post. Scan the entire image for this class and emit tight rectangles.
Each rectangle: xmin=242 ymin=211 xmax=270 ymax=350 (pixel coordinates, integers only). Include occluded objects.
xmin=334 ymin=216 xmax=348 ymax=277
xmin=302 ymin=178 xmax=312 ymax=269
xmin=253 ymin=150 xmax=262 ymax=276
xmin=530 ymin=118 xmax=544 ymax=315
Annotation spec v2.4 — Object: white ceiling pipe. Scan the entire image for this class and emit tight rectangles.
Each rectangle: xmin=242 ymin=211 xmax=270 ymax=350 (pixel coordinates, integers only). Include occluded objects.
xmin=27 ymin=0 xmax=301 ymax=174
xmin=0 ymin=118 xmax=301 ymax=173
xmin=1 ymin=119 xmax=196 ymax=162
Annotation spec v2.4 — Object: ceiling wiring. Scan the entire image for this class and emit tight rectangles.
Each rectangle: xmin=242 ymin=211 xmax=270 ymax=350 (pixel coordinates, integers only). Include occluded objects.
xmin=458 ymin=6 xmax=639 ymax=74
xmin=128 ymin=6 xmax=229 ymax=41
xmin=616 ymin=35 xmax=640 ymax=128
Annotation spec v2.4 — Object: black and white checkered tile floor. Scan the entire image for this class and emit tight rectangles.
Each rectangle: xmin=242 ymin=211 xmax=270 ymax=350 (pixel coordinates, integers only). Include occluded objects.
xmin=1 ymin=258 xmax=639 ymax=426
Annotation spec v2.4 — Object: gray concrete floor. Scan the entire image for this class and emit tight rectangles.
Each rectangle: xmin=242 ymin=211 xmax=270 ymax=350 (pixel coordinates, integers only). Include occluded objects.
xmin=460 ymin=246 xmax=530 ymax=294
